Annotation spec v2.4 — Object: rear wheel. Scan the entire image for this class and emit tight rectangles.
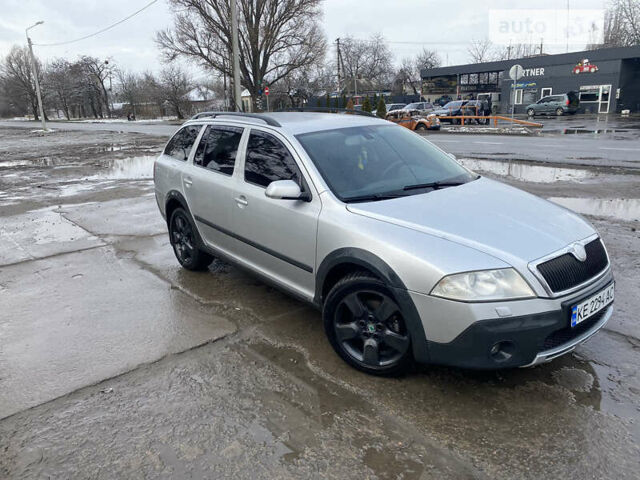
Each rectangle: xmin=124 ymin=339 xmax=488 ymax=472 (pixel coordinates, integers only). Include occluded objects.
xmin=323 ymin=272 xmax=412 ymax=375
xmin=169 ymin=207 xmax=213 ymax=271
xmin=555 ymin=107 xmax=564 ymax=116
xmin=415 ymin=123 xmax=427 ymax=131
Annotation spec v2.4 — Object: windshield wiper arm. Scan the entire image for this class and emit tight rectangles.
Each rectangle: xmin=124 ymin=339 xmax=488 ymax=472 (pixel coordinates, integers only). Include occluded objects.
xmin=402 ymin=181 xmax=466 ymax=191
xmin=345 ymin=192 xmax=405 ymax=203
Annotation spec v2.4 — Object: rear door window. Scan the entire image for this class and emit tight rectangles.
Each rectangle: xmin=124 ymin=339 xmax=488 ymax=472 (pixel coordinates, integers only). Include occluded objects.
xmin=244 ymin=130 xmax=301 ymax=188
xmin=194 ymin=125 xmax=243 ymax=175
xmin=164 ymin=125 xmax=201 ymax=162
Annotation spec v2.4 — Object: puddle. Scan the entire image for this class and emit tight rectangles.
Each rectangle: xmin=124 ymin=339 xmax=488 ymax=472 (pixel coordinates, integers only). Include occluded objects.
xmin=548 ymin=197 xmax=640 ymax=222
xmin=459 ymin=158 xmax=596 ymax=183
xmin=89 ymin=155 xmax=156 ymax=180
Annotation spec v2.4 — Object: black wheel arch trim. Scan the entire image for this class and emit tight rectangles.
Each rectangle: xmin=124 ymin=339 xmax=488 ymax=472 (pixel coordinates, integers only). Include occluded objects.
xmin=315 ymin=248 xmax=430 ymax=363
xmin=165 ymin=190 xmax=209 ymax=251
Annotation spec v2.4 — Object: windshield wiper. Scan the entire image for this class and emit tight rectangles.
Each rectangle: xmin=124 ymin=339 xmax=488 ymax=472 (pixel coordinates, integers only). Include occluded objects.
xmin=345 ymin=192 xmax=406 ymax=203
xmin=402 ymin=180 xmax=466 ymax=191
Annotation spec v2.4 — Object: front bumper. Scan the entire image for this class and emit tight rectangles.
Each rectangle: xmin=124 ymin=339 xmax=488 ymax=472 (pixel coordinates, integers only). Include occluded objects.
xmin=410 ymin=269 xmax=614 ymax=369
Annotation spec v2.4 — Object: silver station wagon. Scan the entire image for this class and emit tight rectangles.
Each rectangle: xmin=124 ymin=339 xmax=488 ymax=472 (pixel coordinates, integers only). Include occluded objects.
xmin=154 ymin=111 xmax=614 ymax=375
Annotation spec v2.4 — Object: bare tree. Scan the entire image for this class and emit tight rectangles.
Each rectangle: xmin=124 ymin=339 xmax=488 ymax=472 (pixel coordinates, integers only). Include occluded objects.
xmin=338 ymin=34 xmax=394 ymax=91
xmin=46 ymin=59 xmax=75 ymax=120
xmin=467 ymin=38 xmax=493 ymax=63
xmin=159 ymin=65 xmax=192 ymax=119
xmin=156 ymin=0 xmax=326 ymax=109
xmin=80 ymin=56 xmax=113 ymax=117
xmin=493 ymin=43 xmax=540 ymax=61
xmin=600 ymin=0 xmax=640 ymax=47
xmin=0 ymin=46 xmax=47 ymax=120
xmin=116 ymin=69 xmax=142 ymax=116
xmin=395 ymin=48 xmax=442 ymax=95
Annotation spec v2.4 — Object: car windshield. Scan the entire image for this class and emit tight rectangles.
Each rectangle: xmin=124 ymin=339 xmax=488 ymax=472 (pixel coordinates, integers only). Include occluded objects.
xmin=442 ymin=101 xmax=464 ymax=108
xmin=404 ymin=103 xmax=420 ymax=109
xmin=296 ymin=124 xmax=476 ymax=202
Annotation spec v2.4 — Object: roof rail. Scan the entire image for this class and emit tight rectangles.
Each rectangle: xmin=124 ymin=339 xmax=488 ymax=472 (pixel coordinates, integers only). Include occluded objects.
xmin=277 ymin=107 xmax=377 ymax=118
xmin=190 ymin=111 xmax=281 ymax=127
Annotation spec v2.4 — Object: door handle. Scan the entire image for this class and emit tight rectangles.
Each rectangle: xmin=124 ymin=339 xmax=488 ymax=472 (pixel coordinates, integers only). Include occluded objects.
xmin=234 ymin=195 xmax=248 ymax=207
xmin=183 ymin=176 xmax=193 ymax=188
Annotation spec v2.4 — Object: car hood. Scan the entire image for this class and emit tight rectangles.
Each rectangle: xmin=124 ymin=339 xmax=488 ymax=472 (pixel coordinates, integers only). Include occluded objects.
xmin=346 ymin=177 xmax=594 ymax=265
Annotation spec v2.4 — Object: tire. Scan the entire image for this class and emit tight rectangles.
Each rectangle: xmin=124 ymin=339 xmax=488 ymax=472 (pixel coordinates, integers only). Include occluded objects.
xmin=527 ymin=108 xmax=535 ymax=117
xmin=415 ymin=123 xmax=427 ymax=131
xmin=555 ymin=107 xmax=564 ymax=116
xmin=323 ymin=272 xmax=412 ymax=376
xmin=169 ymin=207 xmax=213 ymax=271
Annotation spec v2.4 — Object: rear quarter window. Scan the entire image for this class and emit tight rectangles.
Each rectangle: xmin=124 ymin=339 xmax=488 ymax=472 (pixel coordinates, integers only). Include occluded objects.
xmin=164 ymin=125 xmax=201 ymax=161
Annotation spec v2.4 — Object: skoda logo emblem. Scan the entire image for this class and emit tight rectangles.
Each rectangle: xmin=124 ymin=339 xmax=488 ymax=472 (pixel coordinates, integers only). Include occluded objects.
xmin=569 ymin=243 xmax=587 ymax=262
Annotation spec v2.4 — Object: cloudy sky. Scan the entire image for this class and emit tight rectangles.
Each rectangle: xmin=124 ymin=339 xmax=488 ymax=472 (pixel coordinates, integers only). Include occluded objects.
xmin=0 ymin=0 xmax=608 ymax=79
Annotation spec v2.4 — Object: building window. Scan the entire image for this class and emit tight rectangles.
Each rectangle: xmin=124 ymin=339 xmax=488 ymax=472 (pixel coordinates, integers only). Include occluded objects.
xmin=468 ymin=73 xmax=478 ymax=84
xmin=479 ymin=72 xmax=489 ymax=84
xmin=488 ymin=72 xmax=498 ymax=84
xmin=580 ymin=88 xmax=600 ymax=102
xmin=514 ymin=89 xmax=523 ymax=104
xmin=460 ymin=74 xmax=469 ymax=85
xmin=498 ymin=71 xmax=504 ymax=83
xmin=540 ymin=87 xmax=552 ymax=99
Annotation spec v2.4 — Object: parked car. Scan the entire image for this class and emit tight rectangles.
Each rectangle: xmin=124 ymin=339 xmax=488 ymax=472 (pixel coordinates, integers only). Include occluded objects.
xmin=526 ymin=92 xmax=580 ymax=117
xmin=402 ymin=102 xmax=435 ymax=115
xmin=433 ymin=95 xmax=453 ymax=106
xmin=386 ymin=110 xmax=440 ymax=131
xmin=432 ymin=100 xmax=470 ymax=123
xmin=384 ymin=103 xmax=407 ymax=113
xmin=155 ymin=111 xmax=614 ymax=375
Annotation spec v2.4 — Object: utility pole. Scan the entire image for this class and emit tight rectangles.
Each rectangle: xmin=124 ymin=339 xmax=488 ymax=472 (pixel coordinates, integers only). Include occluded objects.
xmin=566 ymin=0 xmax=570 ymax=53
xmin=539 ymin=38 xmax=544 ymax=55
xmin=230 ymin=0 xmax=242 ymax=111
xmin=335 ymin=38 xmax=341 ymax=96
xmin=26 ymin=21 xmax=46 ymax=130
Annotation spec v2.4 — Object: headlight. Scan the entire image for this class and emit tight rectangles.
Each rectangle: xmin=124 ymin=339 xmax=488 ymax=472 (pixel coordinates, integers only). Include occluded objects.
xmin=430 ymin=268 xmax=535 ymax=302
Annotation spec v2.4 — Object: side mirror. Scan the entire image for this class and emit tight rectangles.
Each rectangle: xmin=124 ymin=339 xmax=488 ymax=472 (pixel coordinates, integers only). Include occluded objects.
xmin=265 ymin=179 xmax=306 ymax=200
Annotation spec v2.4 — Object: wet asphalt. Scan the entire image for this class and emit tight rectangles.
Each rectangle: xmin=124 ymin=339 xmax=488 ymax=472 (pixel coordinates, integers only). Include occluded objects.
xmin=0 ymin=123 xmax=639 ymax=479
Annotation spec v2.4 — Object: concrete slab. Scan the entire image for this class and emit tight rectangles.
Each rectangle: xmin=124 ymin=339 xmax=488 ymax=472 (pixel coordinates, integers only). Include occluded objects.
xmin=0 ymin=247 xmax=235 ymax=419
xmin=0 ymin=208 xmax=104 ymax=265
xmin=60 ymin=195 xmax=166 ymax=237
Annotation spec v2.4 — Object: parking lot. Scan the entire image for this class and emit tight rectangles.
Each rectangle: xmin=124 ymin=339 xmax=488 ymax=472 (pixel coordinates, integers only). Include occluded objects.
xmin=1 ymin=121 xmax=639 ymax=479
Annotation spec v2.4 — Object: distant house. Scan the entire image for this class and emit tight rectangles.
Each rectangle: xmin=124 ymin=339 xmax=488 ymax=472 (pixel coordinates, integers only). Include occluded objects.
xmin=187 ymin=86 xmax=220 ymax=113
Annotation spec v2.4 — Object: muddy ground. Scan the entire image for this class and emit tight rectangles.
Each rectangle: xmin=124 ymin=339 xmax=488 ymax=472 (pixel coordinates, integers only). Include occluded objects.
xmin=0 ymin=126 xmax=639 ymax=479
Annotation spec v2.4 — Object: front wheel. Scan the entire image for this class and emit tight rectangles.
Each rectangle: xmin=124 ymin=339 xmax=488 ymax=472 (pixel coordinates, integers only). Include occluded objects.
xmin=169 ymin=207 xmax=213 ymax=271
xmin=323 ymin=272 xmax=412 ymax=375
xmin=527 ymin=108 xmax=535 ymax=117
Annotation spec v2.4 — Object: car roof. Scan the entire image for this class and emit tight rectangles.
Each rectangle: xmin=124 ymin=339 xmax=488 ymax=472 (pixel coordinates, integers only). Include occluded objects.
xmin=186 ymin=112 xmax=387 ymax=136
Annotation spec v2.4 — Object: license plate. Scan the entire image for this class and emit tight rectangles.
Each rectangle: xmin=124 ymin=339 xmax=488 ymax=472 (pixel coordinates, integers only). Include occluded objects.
xmin=571 ymin=283 xmax=614 ymax=327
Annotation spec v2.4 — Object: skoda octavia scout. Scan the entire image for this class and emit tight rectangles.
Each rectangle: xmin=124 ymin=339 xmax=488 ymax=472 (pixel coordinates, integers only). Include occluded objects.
xmin=154 ymin=111 xmax=614 ymax=375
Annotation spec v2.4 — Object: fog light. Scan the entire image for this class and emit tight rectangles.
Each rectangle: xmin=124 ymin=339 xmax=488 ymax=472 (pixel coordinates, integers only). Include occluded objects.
xmin=489 ymin=341 xmax=515 ymax=362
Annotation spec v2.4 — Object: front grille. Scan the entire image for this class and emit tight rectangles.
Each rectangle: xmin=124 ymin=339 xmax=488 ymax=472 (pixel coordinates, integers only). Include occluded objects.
xmin=537 ymin=238 xmax=608 ymax=293
xmin=542 ymin=309 xmax=607 ymax=350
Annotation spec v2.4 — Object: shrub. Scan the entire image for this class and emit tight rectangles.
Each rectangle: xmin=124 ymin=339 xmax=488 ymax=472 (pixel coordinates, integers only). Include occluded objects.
xmin=376 ymin=97 xmax=386 ymax=118
xmin=362 ymin=96 xmax=372 ymax=113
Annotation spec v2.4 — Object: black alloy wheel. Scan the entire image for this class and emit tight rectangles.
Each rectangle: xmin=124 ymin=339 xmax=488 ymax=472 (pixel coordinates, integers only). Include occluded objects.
xmin=169 ymin=208 xmax=213 ymax=271
xmin=324 ymin=273 xmax=412 ymax=375
xmin=527 ymin=108 xmax=535 ymax=117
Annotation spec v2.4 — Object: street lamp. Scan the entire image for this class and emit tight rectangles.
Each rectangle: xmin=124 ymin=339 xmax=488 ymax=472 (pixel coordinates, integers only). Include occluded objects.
xmin=26 ymin=21 xmax=46 ymax=130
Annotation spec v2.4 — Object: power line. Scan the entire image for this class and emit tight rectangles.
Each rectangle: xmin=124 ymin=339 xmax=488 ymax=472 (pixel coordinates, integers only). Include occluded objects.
xmin=34 ymin=0 xmax=159 ymax=47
